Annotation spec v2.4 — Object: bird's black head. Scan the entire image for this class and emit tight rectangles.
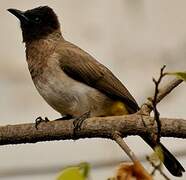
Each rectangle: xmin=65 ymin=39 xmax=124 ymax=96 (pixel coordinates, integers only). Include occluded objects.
xmin=8 ymin=6 xmax=60 ymax=42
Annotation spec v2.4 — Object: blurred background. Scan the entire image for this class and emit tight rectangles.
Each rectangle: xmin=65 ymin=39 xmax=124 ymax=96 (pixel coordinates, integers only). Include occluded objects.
xmin=0 ymin=0 xmax=186 ymax=179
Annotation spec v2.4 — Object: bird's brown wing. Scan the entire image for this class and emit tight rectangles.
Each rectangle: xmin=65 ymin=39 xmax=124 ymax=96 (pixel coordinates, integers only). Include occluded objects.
xmin=57 ymin=41 xmax=139 ymax=113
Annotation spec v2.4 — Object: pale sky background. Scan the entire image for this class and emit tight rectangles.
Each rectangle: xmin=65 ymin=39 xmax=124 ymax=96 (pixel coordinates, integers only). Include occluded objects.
xmin=0 ymin=0 xmax=186 ymax=180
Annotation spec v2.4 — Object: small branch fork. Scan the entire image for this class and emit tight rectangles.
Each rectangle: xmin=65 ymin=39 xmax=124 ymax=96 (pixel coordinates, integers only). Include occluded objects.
xmin=140 ymin=78 xmax=183 ymax=115
xmin=151 ymin=65 xmax=166 ymax=143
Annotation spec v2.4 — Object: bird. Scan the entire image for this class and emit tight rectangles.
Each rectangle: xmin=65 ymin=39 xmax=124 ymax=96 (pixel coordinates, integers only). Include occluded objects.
xmin=8 ymin=6 xmax=184 ymax=177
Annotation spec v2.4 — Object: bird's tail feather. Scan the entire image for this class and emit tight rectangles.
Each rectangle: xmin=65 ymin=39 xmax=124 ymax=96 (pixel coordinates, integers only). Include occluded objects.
xmin=158 ymin=143 xmax=185 ymax=177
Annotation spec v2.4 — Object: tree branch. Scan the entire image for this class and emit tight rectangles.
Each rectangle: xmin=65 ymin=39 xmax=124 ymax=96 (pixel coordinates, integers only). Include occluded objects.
xmin=0 ymin=115 xmax=185 ymax=146
xmin=141 ymin=78 xmax=183 ymax=114
xmin=0 ymin=73 xmax=184 ymax=149
xmin=112 ymin=131 xmax=138 ymax=162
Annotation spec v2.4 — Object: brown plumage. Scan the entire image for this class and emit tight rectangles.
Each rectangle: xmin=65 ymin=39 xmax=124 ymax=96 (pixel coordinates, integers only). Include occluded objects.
xmin=57 ymin=40 xmax=139 ymax=113
xmin=8 ymin=6 xmax=184 ymax=176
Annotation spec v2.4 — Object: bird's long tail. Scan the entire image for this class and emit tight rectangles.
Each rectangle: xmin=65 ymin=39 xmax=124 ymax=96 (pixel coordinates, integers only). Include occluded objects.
xmin=143 ymin=137 xmax=185 ymax=177
xmin=158 ymin=143 xmax=185 ymax=177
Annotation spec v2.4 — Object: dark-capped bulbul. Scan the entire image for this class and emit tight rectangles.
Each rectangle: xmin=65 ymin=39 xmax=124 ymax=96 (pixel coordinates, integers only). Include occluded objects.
xmin=8 ymin=6 xmax=184 ymax=176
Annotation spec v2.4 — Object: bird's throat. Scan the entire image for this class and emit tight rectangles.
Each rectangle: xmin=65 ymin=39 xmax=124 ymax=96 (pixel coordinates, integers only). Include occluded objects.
xmin=25 ymin=30 xmax=62 ymax=80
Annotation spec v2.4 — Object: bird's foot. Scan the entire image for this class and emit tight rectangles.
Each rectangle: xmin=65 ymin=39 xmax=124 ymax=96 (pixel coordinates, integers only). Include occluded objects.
xmin=54 ymin=114 xmax=73 ymax=121
xmin=73 ymin=111 xmax=91 ymax=134
xmin=35 ymin=116 xmax=49 ymax=129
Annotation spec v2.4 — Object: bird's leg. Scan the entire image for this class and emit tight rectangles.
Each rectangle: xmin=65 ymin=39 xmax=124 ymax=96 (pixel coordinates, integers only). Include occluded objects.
xmin=73 ymin=111 xmax=91 ymax=133
xmin=35 ymin=116 xmax=50 ymax=129
xmin=54 ymin=114 xmax=73 ymax=121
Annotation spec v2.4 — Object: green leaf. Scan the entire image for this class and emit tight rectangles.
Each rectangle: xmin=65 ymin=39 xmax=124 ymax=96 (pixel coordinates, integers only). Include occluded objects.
xmin=56 ymin=163 xmax=90 ymax=180
xmin=167 ymin=72 xmax=186 ymax=81
xmin=57 ymin=167 xmax=84 ymax=180
xmin=79 ymin=162 xmax=90 ymax=178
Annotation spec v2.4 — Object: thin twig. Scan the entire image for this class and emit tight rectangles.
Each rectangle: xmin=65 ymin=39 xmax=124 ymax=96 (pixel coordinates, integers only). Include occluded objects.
xmin=151 ymin=65 xmax=166 ymax=143
xmin=112 ymin=131 xmax=138 ymax=162
xmin=141 ymin=78 xmax=183 ymax=115
xmin=146 ymin=156 xmax=170 ymax=180
xmin=113 ymin=132 xmax=153 ymax=180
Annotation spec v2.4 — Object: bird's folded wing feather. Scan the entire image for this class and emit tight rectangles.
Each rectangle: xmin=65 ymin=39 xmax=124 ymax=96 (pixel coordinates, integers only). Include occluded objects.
xmin=57 ymin=41 xmax=139 ymax=113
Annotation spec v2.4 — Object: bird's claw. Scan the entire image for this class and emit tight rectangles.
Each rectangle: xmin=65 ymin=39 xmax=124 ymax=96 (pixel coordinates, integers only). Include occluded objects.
xmin=35 ymin=116 xmax=49 ymax=129
xmin=73 ymin=111 xmax=90 ymax=133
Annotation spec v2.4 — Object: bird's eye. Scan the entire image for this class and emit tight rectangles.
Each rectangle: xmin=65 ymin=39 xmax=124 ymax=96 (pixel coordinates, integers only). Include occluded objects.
xmin=34 ymin=17 xmax=41 ymax=23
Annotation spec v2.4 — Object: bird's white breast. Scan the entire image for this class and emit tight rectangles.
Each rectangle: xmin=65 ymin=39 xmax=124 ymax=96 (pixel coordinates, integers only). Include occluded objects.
xmin=33 ymin=55 xmax=112 ymax=117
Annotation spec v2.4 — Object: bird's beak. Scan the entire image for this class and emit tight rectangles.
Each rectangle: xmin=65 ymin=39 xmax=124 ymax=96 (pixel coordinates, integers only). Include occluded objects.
xmin=7 ymin=8 xmax=29 ymax=23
